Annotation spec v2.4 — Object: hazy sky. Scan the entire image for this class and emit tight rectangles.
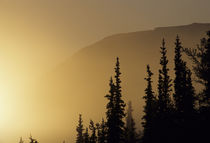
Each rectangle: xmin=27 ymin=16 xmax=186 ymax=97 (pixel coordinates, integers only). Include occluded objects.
xmin=0 ymin=0 xmax=210 ymax=143
xmin=1 ymin=0 xmax=210 ymax=78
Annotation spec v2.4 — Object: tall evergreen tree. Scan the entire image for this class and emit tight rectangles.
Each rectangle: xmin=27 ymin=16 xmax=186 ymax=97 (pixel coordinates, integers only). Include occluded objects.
xmin=174 ymin=35 xmax=195 ymax=114
xmin=89 ymin=120 xmax=97 ymax=143
xmin=76 ymin=114 xmax=84 ymax=143
xmin=158 ymin=39 xmax=172 ymax=113
xmin=113 ymin=57 xmax=126 ymax=143
xmin=174 ymin=35 xmax=186 ymax=112
xmin=105 ymin=57 xmax=126 ymax=143
xmin=142 ymin=65 xmax=157 ymax=143
xmin=105 ymin=77 xmax=115 ymax=143
xmin=183 ymin=31 xmax=210 ymax=143
xmin=156 ymin=39 xmax=173 ymax=143
xmin=125 ymin=101 xmax=137 ymax=143
xmin=172 ymin=36 xmax=196 ymax=143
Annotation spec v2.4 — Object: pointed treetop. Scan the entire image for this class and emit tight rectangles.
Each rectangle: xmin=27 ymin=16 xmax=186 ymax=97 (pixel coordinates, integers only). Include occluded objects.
xmin=117 ymin=57 xmax=119 ymax=62
xmin=160 ymin=38 xmax=167 ymax=54
xmin=175 ymin=35 xmax=182 ymax=46
xmin=162 ymin=38 xmax=165 ymax=46
xmin=115 ymin=57 xmax=120 ymax=68
xmin=146 ymin=65 xmax=153 ymax=78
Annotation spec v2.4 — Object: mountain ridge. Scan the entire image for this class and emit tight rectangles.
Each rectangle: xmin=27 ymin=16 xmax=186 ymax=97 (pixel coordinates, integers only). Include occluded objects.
xmin=35 ymin=23 xmax=210 ymax=132
xmin=70 ymin=23 xmax=210 ymax=60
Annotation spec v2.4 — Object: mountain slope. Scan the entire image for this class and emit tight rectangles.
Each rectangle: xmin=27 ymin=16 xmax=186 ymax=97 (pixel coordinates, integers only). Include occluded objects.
xmin=36 ymin=23 xmax=210 ymax=129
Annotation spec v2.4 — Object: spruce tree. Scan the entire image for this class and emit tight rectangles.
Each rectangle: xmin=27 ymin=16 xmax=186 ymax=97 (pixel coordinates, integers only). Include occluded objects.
xmin=76 ymin=114 xmax=84 ymax=143
xmin=105 ymin=77 xmax=115 ymax=143
xmin=105 ymin=57 xmax=126 ymax=143
xmin=158 ymin=39 xmax=172 ymax=113
xmin=89 ymin=120 xmax=97 ymax=143
xmin=125 ymin=101 xmax=137 ymax=143
xmin=174 ymin=35 xmax=195 ymax=114
xmin=174 ymin=35 xmax=186 ymax=113
xmin=113 ymin=57 xmax=126 ymax=143
xmin=142 ymin=65 xmax=157 ymax=143
xmin=156 ymin=39 xmax=173 ymax=143
xmin=173 ymin=36 xmax=195 ymax=143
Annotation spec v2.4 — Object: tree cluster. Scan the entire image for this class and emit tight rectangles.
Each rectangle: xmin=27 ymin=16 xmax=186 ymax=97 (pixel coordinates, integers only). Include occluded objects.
xmin=75 ymin=31 xmax=210 ymax=143
xmin=142 ymin=32 xmax=210 ymax=143
xmin=75 ymin=58 xmax=140 ymax=143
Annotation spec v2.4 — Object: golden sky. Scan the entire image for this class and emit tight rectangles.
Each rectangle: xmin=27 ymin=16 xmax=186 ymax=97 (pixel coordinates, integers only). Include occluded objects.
xmin=0 ymin=0 xmax=210 ymax=143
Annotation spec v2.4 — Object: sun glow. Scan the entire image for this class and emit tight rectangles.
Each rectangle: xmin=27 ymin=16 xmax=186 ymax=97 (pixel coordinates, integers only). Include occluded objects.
xmin=0 ymin=80 xmax=16 ymax=127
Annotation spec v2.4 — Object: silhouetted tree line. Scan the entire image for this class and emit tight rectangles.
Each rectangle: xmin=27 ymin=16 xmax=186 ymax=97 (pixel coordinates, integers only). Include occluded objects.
xmin=142 ymin=32 xmax=210 ymax=143
xmin=17 ymin=31 xmax=210 ymax=143
xmin=75 ymin=31 xmax=210 ymax=143
xmin=75 ymin=57 xmax=140 ymax=143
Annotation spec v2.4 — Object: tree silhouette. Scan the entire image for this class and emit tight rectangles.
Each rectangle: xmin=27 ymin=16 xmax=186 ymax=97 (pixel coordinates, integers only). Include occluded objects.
xmin=105 ymin=77 xmax=115 ymax=143
xmin=105 ymin=57 xmax=126 ymax=143
xmin=71 ymin=31 xmax=210 ymax=143
xmin=142 ymin=65 xmax=157 ymax=143
xmin=113 ymin=57 xmax=126 ymax=143
xmin=156 ymin=39 xmax=173 ymax=143
xmin=76 ymin=114 xmax=84 ymax=143
xmin=158 ymin=39 xmax=173 ymax=113
xmin=171 ymin=36 xmax=195 ymax=143
xmin=89 ymin=120 xmax=97 ymax=143
xmin=174 ymin=35 xmax=187 ymax=112
xmin=174 ymin=35 xmax=195 ymax=114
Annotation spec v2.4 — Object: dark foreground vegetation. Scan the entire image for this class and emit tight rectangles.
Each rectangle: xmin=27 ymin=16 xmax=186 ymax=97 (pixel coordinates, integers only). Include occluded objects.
xmin=20 ymin=31 xmax=210 ymax=143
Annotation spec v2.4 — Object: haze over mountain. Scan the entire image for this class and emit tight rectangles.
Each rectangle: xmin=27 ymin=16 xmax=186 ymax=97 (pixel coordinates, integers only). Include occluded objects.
xmin=28 ymin=23 xmax=209 ymax=142
xmin=1 ymin=1 xmax=210 ymax=143
xmin=1 ymin=23 xmax=209 ymax=143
